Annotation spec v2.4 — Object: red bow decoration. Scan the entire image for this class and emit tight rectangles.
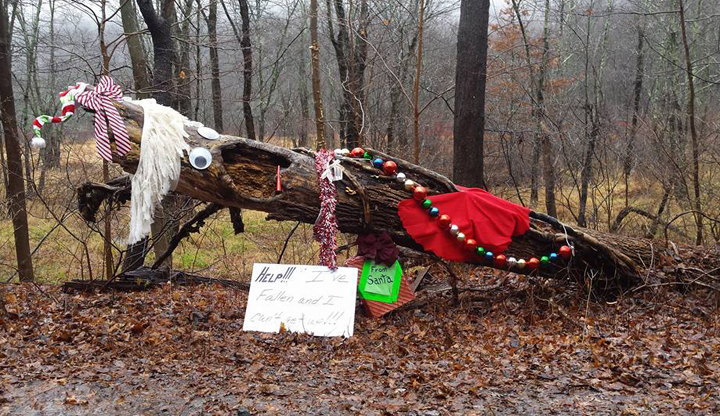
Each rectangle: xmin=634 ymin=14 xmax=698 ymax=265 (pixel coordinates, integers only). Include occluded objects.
xmin=76 ymin=76 xmax=131 ymax=161
xmin=356 ymin=232 xmax=399 ymax=266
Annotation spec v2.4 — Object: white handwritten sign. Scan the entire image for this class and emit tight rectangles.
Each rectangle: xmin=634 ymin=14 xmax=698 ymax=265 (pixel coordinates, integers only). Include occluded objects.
xmin=243 ymin=263 xmax=358 ymax=337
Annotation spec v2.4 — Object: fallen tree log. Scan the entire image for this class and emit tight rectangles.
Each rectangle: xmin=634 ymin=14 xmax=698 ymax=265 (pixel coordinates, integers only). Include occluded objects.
xmin=77 ymin=101 xmax=663 ymax=289
xmin=62 ymin=266 xmax=250 ymax=293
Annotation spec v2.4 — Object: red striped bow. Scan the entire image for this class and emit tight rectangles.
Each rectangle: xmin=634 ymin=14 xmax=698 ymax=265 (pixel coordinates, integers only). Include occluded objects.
xmin=77 ymin=76 xmax=131 ymax=161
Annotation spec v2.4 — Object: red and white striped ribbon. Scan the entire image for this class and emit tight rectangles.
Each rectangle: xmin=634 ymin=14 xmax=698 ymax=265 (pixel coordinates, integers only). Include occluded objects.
xmin=76 ymin=76 xmax=131 ymax=161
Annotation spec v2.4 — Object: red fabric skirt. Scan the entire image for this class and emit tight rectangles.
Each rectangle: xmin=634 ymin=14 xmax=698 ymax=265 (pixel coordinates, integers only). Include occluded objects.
xmin=397 ymin=186 xmax=530 ymax=262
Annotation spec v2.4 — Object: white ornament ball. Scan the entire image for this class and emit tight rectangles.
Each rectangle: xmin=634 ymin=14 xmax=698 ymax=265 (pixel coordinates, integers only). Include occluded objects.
xmin=449 ymin=224 xmax=459 ymax=236
xmin=516 ymin=259 xmax=526 ymax=269
xmin=333 ymin=149 xmax=344 ymax=157
xmin=341 ymin=148 xmax=350 ymax=156
xmin=456 ymin=232 xmax=465 ymax=242
xmin=404 ymin=179 xmax=416 ymax=190
xmin=396 ymin=172 xmax=407 ymax=182
xmin=30 ymin=137 xmax=46 ymax=149
xmin=507 ymin=257 xmax=518 ymax=268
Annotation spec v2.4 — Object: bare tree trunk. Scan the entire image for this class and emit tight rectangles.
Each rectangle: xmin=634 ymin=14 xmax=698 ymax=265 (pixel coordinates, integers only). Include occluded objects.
xmin=0 ymin=0 xmax=34 ymax=281
xmin=411 ymin=0 xmax=425 ymax=164
xmin=510 ymin=0 xmax=539 ymax=208
xmin=121 ymin=0 xmax=152 ymax=272
xmin=175 ymin=0 xmax=194 ymax=116
xmin=386 ymin=28 xmax=416 ymax=155
xmin=207 ymin=0 xmax=223 ymax=131
xmin=624 ymin=19 xmax=644 ymax=208
xmin=678 ymin=0 xmax=703 ymax=245
xmin=135 ymin=0 xmax=180 ymax=269
xmin=325 ymin=0 xmax=368 ymax=149
xmin=238 ymin=0 xmax=256 ymax=140
xmin=452 ymin=0 xmax=490 ymax=188
xmin=537 ymin=0 xmax=556 ymax=217
xmin=310 ymin=0 xmax=326 ymax=149
xmin=297 ymin=27 xmax=310 ymax=148
xmin=121 ymin=0 xmax=150 ymax=98
xmin=578 ymin=2 xmax=612 ymax=227
xmin=136 ymin=0 xmax=175 ymax=108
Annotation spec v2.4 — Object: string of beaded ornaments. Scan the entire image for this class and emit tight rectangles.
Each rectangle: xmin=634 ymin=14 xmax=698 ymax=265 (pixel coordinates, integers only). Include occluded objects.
xmin=335 ymin=147 xmax=574 ymax=271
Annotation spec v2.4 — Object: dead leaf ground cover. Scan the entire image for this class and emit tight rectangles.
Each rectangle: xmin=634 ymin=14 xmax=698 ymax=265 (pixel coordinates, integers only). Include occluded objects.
xmin=1 ymin=270 xmax=719 ymax=415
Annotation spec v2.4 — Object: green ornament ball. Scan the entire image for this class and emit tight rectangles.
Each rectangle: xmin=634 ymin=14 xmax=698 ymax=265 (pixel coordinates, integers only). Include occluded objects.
xmin=422 ymin=199 xmax=432 ymax=209
xmin=540 ymin=255 xmax=550 ymax=264
xmin=476 ymin=246 xmax=486 ymax=256
xmin=363 ymin=151 xmax=371 ymax=160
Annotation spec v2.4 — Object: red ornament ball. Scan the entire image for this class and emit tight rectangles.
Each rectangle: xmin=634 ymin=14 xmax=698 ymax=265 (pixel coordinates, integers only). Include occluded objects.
xmin=465 ymin=239 xmax=478 ymax=251
xmin=350 ymin=147 xmax=365 ymax=158
xmin=413 ymin=186 xmax=427 ymax=201
xmin=438 ymin=214 xmax=451 ymax=229
xmin=494 ymin=254 xmax=507 ymax=268
xmin=527 ymin=257 xmax=540 ymax=270
xmin=558 ymin=245 xmax=572 ymax=260
xmin=382 ymin=160 xmax=398 ymax=175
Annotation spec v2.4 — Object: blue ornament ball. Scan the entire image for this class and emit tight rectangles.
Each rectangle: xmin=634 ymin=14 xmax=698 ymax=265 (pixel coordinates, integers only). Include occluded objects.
xmin=485 ymin=251 xmax=494 ymax=261
xmin=549 ymin=253 xmax=558 ymax=261
xmin=372 ymin=158 xmax=384 ymax=168
xmin=429 ymin=207 xmax=440 ymax=217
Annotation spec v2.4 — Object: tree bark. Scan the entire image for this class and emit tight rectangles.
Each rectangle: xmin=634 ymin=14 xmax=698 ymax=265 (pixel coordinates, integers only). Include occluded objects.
xmin=174 ymin=0 xmax=194 ymax=116
xmin=238 ymin=0 xmax=256 ymax=140
xmin=452 ymin=0 xmax=490 ymax=188
xmin=412 ymin=0 xmax=424 ymax=164
xmin=135 ymin=0 xmax=180 ymax=269
xmin=297 ymin=28 xmax=310 ymax=148
xmin=0 ymin=1 xmax=34 ymax=281
xmin=136 ymin=0 xmax=175 ymax=107
xmin=207 ymin=0 xmax=224 ymax=131
xmin=325 ymin=0 xmax=368 ymax=149
xmin=77 ymin=101 xmax=658 ymax=288
xmin=121 ymin=0 xmax=150 ymax=98
xmin=624 ymin=19 xmax=644 ymax=208
xmin=310 ymin=0 xmax=327 ymax=149
xmin=678 ymin=0 xmax=703 ymax=245
xmin=221 ymin=0 xmax=256 ymax=139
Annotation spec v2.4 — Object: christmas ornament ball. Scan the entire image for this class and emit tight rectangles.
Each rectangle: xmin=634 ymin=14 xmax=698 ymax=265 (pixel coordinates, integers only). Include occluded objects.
xmin=350 ymin=147 xmax=365 ymax=158
xmin=413 ymin=186 xmax=427 ymax=201
xmin=438 ymin=214 xmax=452 ymax=228
xmin=558 ymin=245 xmax=572 ymax=260
xmin=382 ymin=160 xmax=398 ymax=175
xmin=465 ymin=239 xmax=478 ymax=251
xmin=527 ymin=257 xmax=540 ymax=270
xmin=494 ymin=254 xmax=507 ymax=268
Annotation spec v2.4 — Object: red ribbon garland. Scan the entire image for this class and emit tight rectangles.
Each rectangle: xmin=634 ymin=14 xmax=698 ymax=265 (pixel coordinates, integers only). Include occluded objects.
xmin=313 ymin=149 xmax=338 ymax=270
xmin=76 ymin=76 xmax=131 ymax=161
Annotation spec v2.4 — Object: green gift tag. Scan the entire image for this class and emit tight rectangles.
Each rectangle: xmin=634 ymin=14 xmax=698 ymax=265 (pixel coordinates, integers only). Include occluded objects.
xmin=359 ymin=260 xmax=402 ymax=303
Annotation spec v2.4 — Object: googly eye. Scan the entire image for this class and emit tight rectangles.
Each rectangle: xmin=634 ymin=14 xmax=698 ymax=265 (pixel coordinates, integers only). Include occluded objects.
xmin=197 ymin=126 xmax=220 ymax=140
xmin=189 ymin=147 xmax=212 ymax=170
